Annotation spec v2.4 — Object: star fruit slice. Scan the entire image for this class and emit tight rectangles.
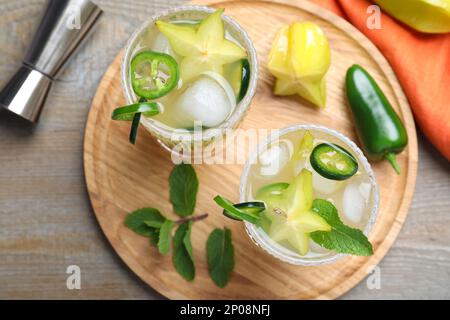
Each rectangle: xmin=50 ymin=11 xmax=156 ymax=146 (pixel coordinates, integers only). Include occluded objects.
xmin=284 ymin=169 xmax=318 ymax=221
xmin=269 ymin=210 xmax=330 ymax=255
xmin=156 ymin=9 xmax=247 ymax=83
xmin=257 ymin=169 xmax=330 ymax=256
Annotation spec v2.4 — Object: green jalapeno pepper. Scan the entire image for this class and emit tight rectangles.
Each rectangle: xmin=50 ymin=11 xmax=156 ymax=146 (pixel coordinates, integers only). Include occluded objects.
xmin=310 ymin=143 xmax=358 ymax=180
xmin=345 ymin=64 xmax=408 ymax=174
xmin=131 ymin=51 xmax=179 ymax=99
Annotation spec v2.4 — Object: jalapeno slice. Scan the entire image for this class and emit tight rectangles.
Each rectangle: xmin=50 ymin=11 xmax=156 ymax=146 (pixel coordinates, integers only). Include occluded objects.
xmin=111 ymin=102 xmax=160 ymax=121
xmin=222 ymin=201 xmax=266 ymax=223
xmin=310 ymin=143 xmax=358 ymax=180
xmin=213 ymin=196 xmax=265 ymax=224
xmin=111 ymin=101 xmax=160 ymax=145
xmin=131 ymin=51 xmax=179 ymax=99
xmin=129 ymin=113 xmax=141 ymax=144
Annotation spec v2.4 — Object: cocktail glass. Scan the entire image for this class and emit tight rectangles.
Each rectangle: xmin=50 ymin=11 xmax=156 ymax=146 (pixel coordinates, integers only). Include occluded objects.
xmin=121 ymin=6 xmax=258 ymax=159
xmin=239 ymin=124 xmax=380 ymax=265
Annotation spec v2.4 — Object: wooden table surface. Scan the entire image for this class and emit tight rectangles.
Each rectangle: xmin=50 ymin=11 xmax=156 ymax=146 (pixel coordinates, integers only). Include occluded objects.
xmin=0 ymin=0 xmax=449 ymax=299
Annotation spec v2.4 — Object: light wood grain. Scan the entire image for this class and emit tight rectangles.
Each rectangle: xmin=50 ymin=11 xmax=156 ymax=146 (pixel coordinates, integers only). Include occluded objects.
xmin=0 ymin=0 xmax=449 ymax=299
xmin=84 ymin=0 xmax=417 ymax=299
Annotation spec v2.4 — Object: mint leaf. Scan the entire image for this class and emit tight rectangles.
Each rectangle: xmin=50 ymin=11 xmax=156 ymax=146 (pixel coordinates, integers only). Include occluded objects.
xmin=124 ymin=208 xmax=165 ymax=237
xmin=183 ymin=221 xmax=194 ymax=261
xmin=148 ymin=229 xmax=160 ymax=247
xmin=207 ymin=227 xmax=235 ymax=288
xmin=310 ymin=199 xmax=373 ymax=256
xmin=172 ymin=223 xmax=195 ymax=281
xmin=169 ymin=163 xmax=199 ymax=217
xmin=158 ymin=219 xmax=174 ymax=255
xmin=144 ymin=220 xmax=164 ymax=228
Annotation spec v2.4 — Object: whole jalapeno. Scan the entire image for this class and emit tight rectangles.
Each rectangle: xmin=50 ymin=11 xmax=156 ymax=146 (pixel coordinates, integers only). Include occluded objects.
xmin=345 ymin=64 xmax=408 ymax=174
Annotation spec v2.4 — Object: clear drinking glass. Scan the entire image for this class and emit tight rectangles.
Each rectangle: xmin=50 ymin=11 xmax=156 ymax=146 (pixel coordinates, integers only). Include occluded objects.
xmin=239 ymin=124 xmax=380 ymax=266
xmin=121 ymin=6 xmax=258 ymax=155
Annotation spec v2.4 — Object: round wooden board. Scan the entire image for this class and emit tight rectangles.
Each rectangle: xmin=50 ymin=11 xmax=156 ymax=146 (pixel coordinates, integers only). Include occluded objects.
xmin=84 ymin=0 xmax=418 ymax=299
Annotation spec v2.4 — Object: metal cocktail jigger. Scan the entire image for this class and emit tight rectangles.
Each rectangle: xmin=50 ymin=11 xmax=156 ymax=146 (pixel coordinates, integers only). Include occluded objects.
xmin=0 ymin=0 xmax=103 ymax=123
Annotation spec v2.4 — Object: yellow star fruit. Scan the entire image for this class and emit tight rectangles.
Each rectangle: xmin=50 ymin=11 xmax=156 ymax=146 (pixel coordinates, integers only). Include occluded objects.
xmin=267 ymin=22 xmax=331 ymax=108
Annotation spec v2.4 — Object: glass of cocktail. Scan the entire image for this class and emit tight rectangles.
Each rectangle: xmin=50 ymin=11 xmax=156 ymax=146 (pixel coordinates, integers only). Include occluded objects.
xmin=120 ymin=6 xmax=258 ymax=156
xmin=239 ymin=124 xmax=379 ymax=265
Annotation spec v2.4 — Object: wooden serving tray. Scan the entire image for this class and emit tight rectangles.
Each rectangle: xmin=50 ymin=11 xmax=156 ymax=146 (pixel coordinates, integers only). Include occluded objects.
xmin=84 ymin=0 xmax=418 ymax=299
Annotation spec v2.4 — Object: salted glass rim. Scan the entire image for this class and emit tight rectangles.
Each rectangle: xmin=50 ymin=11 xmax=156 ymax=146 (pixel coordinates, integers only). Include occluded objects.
xmin=239 ymin=124 xmax=380 ymax=266
xmin=120 ymin=5 xmax=259 ymax=143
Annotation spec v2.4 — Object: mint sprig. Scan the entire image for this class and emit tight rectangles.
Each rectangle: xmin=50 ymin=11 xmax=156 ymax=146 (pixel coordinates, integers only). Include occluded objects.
xmin=207 ymin=227 xmax=235 ymax=288
xmin=310 ymin=199 xmax=373 ymax=256
xmin=125 ymin=164 xmax=206 ymax=282
xmin=124 ymin=163 xmax=238 ymax=287
xmin=169 ymin=163 xmax=199 ymax=217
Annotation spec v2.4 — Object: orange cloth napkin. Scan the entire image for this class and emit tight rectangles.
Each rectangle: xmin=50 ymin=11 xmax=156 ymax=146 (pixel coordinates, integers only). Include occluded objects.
xmin=311 ymin=0 xmax=450 ymax=161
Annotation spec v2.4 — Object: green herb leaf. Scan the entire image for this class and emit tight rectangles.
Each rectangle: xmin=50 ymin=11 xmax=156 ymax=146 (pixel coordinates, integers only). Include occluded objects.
xmin=158 ymin=219 xmax=174 ymax=255
xmin=310 ymin=199 xmax=374 ymax=256
xmin=183 ymin=221 xmax=194 ymax=261
xmin=169 ymin=163 xmax=199 ymax=217
xmin=148 ymin=228 xmax=160 ymax=246
xmin=144 ymin=220 xmax=164 ymax=228
xmin=207 ymin=227 xmax=235 ymax=288
xmin=172 ymin=223 xmax=195 ymax=281
xmin=213 ymin=196 xmax=262 ymax=224
xmin=124 ymin=208 xmax=166 ymax=237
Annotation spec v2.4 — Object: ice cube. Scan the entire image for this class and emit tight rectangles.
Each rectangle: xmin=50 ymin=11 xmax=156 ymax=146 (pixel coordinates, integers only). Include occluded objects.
xmin=172 ymin=73 xmax=235 ymax=128
xmin=312 ymin=171 xmax=343 ymax=195
xmin=259 ymin=140 xmax=292 ymax=176
xmin=358 ymin=182 xmax=372 ymax=201
xmin=342 ymin=183 xmax=366 ymax=224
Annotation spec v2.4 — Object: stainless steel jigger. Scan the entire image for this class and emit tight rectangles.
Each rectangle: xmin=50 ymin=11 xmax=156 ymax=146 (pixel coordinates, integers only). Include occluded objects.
xmin=0 ymin=0 xmax=103 ymax=123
